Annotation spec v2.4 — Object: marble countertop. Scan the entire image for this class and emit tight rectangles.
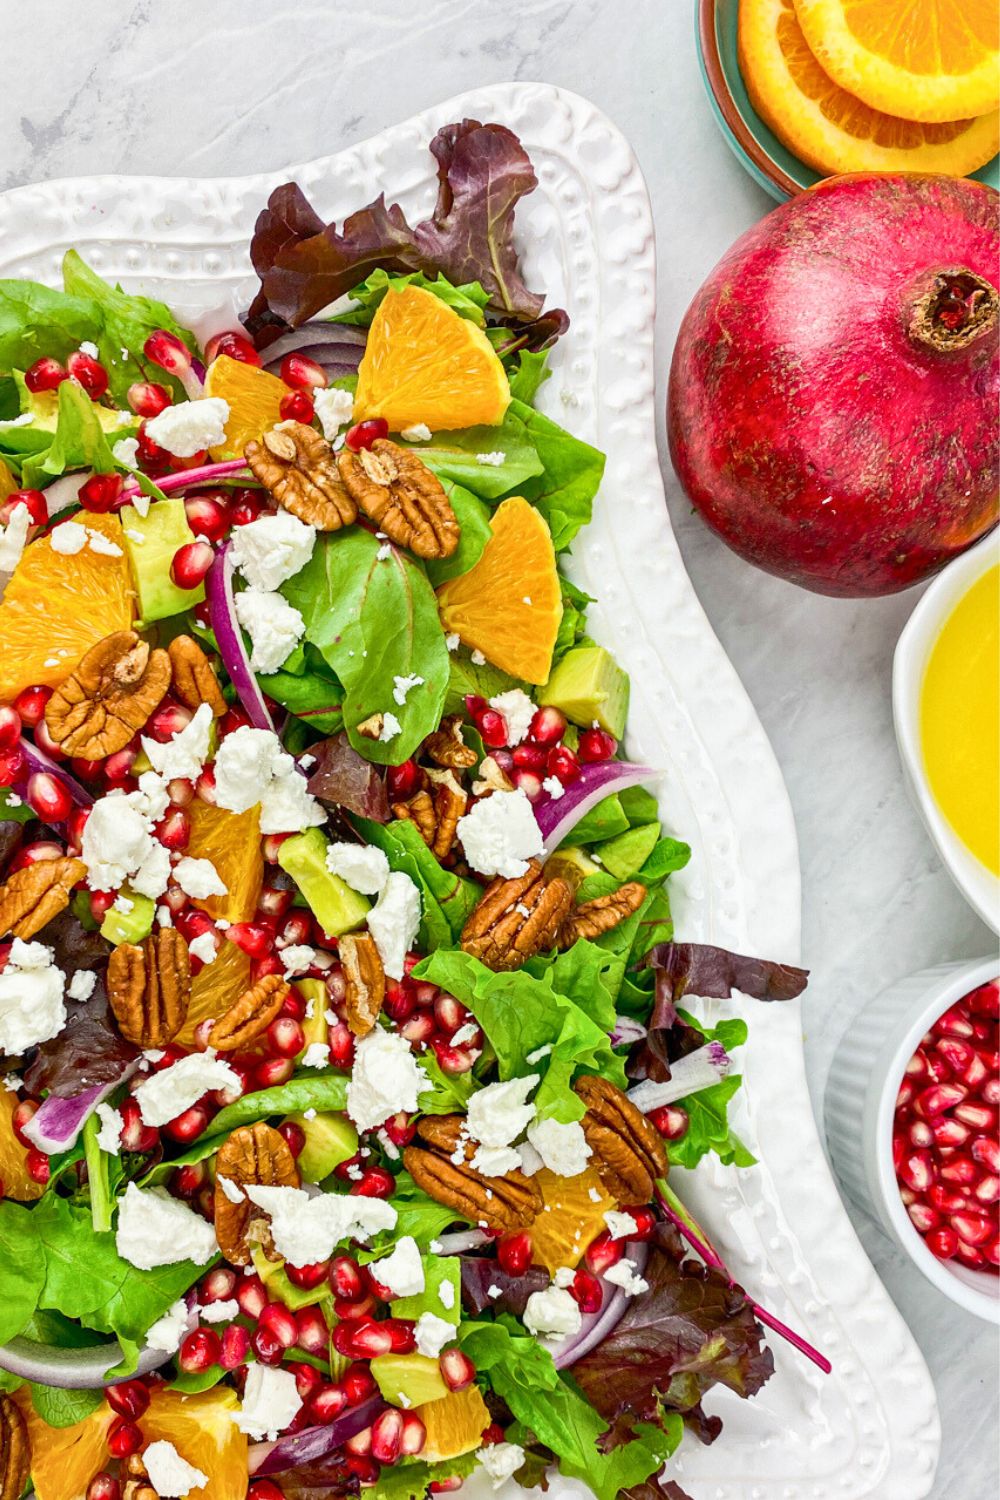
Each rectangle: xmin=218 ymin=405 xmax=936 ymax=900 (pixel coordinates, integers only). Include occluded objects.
xmin=1 ymin=1 xmax=995 ymax=1494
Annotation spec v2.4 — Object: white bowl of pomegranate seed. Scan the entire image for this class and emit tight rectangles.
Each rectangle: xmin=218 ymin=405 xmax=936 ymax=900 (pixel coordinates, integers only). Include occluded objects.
xmin=826 ymin=955 xmax=999 ymax=1323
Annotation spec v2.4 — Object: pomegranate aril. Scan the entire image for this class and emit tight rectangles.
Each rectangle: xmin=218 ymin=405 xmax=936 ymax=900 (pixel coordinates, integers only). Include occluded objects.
xmin=387 ymin=758 xmax=421 ymax=799
xmin=429 ymin=1480 xmax=465 ymax=1493
xmin=329 ymin=1255 xmax=364 ymax=1300
xmin=342 ymin=1364 xmax=377 ymax=1404
xmin=170 ymin=540 xmax=214 ymax=591
xmin=106 ymin=1417 xmax=143 ymax=1458
xmin=155 ymin=807 xmax=191 ymax=851
xmin=252 ymin=1324 xmax=286 ymax=1366
xmin=279 ymin=909 xmax=313 ymax=947
xmin=371 ymin=1408 xmax=404 ymax=1464
xmin=0 ymin=746 xmax=25 ymax=787
xmin=67 ymin=349 xmax=109 ymax=398
xmin=984 ymin=1234 xmax=1000 ymax=1266
xmin=934 ymin=1006 xmax=974 ymax=1039
xmin=907 ymin=1200 xmax=941 ymax=1234
xmin=25 ymin=1148 xmax=51 ymax=1185
xmin=127 ymin=380 xmax=171 ymax=418
xmin=497 ymin=1231 xmax=533 ymax=1276
xmin=327 ymin=1022 xmax=355 ymax=1068
xmin=971 ymin=1135 xmax=999 ymax=1173
xmin=1 ymin=489 xmax=48 ymax=527
xmin=433 ymin=993 xmax=467 ymax=1034
xmin=87 ymin=1474 xmax=121 ymax=1500
xmin=384 ymin=1111 xmax=417 ymax=1147
xmin=254 ymin=1056 xmax=295 ymax=1089
xmin=400 ymin=1409 xmax=427 ymax=1457
xmin=11 ymin=1099 xmax=39 ymax=1145
xmin=267 ymin=1016 xmax=305 ymax=1058
xmin=914 ymin=1082 xmax=967 ymax=1118
xmin=648 ymin=1104 xmax=689 ymax=1140
xmin=967 ymin=980 xmax=1000 ymax=1018
xmin=236 ymin=1274 xmax=268 ymax=1319
xmin=344 ymin=1455 xmax=379 ymax=1483
xmin=350 ymin=1165 xmax=395 ymax=1198
xmin=78 ymin=472 xmax=124 ymax=514
xmin=928 ymin=1183 xmax=966 ymax=1213
xmin=333 ymin=1317 xmax=394 ymax=1358
xmin=345 ymin=417 xmax=389 ymax=451
xmin=279 ymin=389 xmax=315 ymax=424
xmin=950 ymin=1210 xmax=992 ymax=1246
xmin=585 ymin=1229 xmax=625 ymax=1275
xmin=227 ymin=920 xmax=274 ymax=958
xmin=546 ymin=744 xmax=581 ymax=784
xmin=293 ymin=1363 xmax=325 ymax=1403
xmin=308 ymin=1381 xmax=349 ymax=1423
xmin=344 ymin=1426 xmax=372 ymax=1456
xmin=335 ymin=1291 xmax=378 ymax=1322
xmin=431 ymin=1039 xmax=476 ymax=1074
xmin=104 ymin=1378 xmax=150 ymax=1420
xmin=247 ymin=1482 xmax=284 ymax=1500
xmin=400 ymin=1011 xmax=434 ymax=1045
xmin=954 ymin=1101 xmax=997 ymax=1131
xmin=206 ymin=330 xmax=261 ymax=366
xmin=294 ymin=1305 xmax=330 ymax=1354
xmin=954 ymin=1238 xmax=987 ymax=1269
xmin=931 ymin=1116 xmax=971 ymax=1150
xmin=925 ymin=1226 xmax=959 ymax=1260
xmin=24 ymin=356 xmax=67 ymax=392
xmin=0 ymin=706 xmax=21 ymax=750
xmin=172 ymin=1161 xmax=207 ymax=1197
xmin=144 ymin=329 xmax=193 ymax=375
xmin=201 ymin=1266 xmax=238 ymax=1303
xmin=163 ymin=1104 xmax=210 ymax=1143
xmin=385 ymin=1318 xmax=416 ymax=1353
xmin=512 ymin=768 xmax=543 ymax=801
xmin=258 ymin=883 xmax=295 ymax=919
xmin=259 ymin=1300 xmax=298 ymax=1349
xmin=904 ymin=1049 xmax=928 ymax=1078
xmin=178 ymin=1327 xmax=221 ymax=1373
xmin=908 ymin=1118 xmax=933 ymax=1148
xmin=118 ymin=1097 xmax=157 ymax=1153
xmin=569 ymin=1268 xmax=603 ymax=1314
xmin=136 ymin=421 xmax=166 ymax=464
xmin=278 ymin=1120 xmax=307 ymax=1161
xmin=477 ymin=709 xmax=508 ymax=748
xmin=529 ymin=705 xmax=567 ymax=745
xmin=280 ymin=352 xmax=328 ymax=391
xmin=184 ymin=494 xmax=230 ymax=542
xmin=973 ymin=1173 xmax=999 ymax=1205
xmin=939 ymin=1154 xmax=979 ymax=1186
xmin=578 ymin=727 xmax=617 ymax=763
xmin=25 ymin=771 xmax=73 ymax=823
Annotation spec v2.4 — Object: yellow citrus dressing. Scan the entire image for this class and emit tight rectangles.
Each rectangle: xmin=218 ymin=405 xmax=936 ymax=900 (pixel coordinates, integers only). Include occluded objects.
xmin=919 ymin=563 xmax=999 ymax=876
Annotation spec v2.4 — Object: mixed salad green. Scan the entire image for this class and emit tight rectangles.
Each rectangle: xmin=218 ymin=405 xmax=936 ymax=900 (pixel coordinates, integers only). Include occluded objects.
xmin=0 ymin=119 xmax=812 ymax=1500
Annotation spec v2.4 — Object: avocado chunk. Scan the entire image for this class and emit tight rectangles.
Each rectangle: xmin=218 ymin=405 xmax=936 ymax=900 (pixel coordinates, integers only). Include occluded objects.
xmin=545 ymin=845 xmax=601 ymax=892
xmin=278 ymin=828 xmax=370 ymax=938
xmin=569 ymin=793 xmax=629 ymax=846
xmin=251 ymin=1244 xmax=332 ymax=1311
xmin=288 ymin=1109 xmax=358 ymax=1183
xmin=120 ymin=495 xmax=205 ymax=624
xmin=392 ymin=1255 xmax=460 ymax=1326
xmin=593 ymin=822 xmax=660 ymax=880
xmin=371 ymin=1353 xmax=449 ymax=1408
xmin=541 ymin=644 xmax=629 ymax=739
xmin=100 ymin=890 xmax=155 ymax=945
xmin=295 ymin=978 xmax=329 ymax=1054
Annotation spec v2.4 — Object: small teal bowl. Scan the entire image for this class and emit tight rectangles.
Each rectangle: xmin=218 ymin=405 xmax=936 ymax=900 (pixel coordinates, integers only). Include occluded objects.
xmin=696 ymin=0 xmax=1000 ymax=201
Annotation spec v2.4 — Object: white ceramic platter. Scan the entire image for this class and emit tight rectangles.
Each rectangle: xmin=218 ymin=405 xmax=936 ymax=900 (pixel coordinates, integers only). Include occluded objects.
xmin=0 ymin=83 xmax=939 ymax=1500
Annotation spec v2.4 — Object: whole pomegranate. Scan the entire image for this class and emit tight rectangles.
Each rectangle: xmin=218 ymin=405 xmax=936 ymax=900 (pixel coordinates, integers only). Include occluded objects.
xmin=668 ymin=175 xmax=999 ymax=596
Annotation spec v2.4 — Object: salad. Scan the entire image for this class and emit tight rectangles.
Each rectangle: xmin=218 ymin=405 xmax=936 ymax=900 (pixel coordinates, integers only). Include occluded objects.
xmin=0 ymin=120 xmax=812 ymax=1500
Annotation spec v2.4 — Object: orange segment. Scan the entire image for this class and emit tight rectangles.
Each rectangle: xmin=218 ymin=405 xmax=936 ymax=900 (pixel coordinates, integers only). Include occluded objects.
xmin=793 ymin=0 xmax=1000 ymax=122
xmin=742 ymin=0 xmax=999 ymax=174
xmin=528 ymin=1166 xmax=617 ymax=1274
xmin=417 ymin=1383 xmax=491 ymax=1463
xmin=0 ymin=1092 xmax=45 ymax=1202
xmin=181 ymin=939 xmax=254 ymax=1043
xmin=436 ymin=497 xmax=561 ymax=686
xmin=186 ymin=799 xmax=263 ymax=923
xmin=19 ymin=1386 xmax=247 ymax=1500
xmin=204 ymin=354 xmax=289 ymax=459
xmin=353 ymin=285 xmax=510 ymax=432
xmin=0 ymin=513 xmax=134 ymax=702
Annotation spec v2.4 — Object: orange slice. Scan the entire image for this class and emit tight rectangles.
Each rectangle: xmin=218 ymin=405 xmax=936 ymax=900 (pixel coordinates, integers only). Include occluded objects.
xmin=204 ymin=354 xmax=289 ymax=459
xmin=793 ymin=0 xmax=1000 ymax=123
xmin=0 ymin=1092 xmax=45 ymax=1202
xmin=527 ymin=1165 xmax=617 ymax=1274
xmin=436 ymin=497 xmax=561 ymax=685
xmin=353 ymin=284 xmax=510 ymax=431
xmin=185 ymin=799 xmax=263 ymax=924
xmin=180 ymin=938 xmax=254 ymax=1044
xmin=19 ymin=1386 xmax=247 ymax=1500
xmin=417 ymin=1383 xmax=491 ymax=1463
xmin=0 ymin=513 xmax=134 ymax=702
xmin=742 ymin=0 xmax=999 ymax=173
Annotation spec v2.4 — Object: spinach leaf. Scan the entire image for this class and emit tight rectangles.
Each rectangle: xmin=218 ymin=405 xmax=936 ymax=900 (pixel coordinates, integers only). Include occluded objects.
xmin=30 ymin=1382 xmax=103 ymax=1428
xmin=418 ymin=407 xmax=543 ymax=500
xmin=283 ymin=529 xmax=449 ymax=765
xmin=570 ymin=794 xmax=629 ymax=845
xmin=259 ymin=643 xmax=344 ymax=733
xmin=353 ymin=815 xmax=480 ymax=945
xmin=509 ymin=398 xmax=605 ymax=551
xmin=443 ymin=650 xmax=520 ymax=718
xmin=507 ymin=349 xmax=551 ymax=405
xmin=552 ymin=577 xmax=592 ymax=665
xmin=210 ymin=1073 xmax=349 ymax=1137
xmin=423 ymin=481 xmax=491 ymax=587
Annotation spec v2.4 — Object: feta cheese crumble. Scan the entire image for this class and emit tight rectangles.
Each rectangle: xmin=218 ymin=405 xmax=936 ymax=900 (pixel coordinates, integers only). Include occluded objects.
xmin=187 ymin=931 xmax=219 ymax=966
xmin=143 ymin=1440 xmax=208 ymax=1498
xmin=603 ymin=1258 xmax=649 ymax=1296
xmin=300 ymin=1041 xmax=330 ymax=1069
xmin=325 ymin=841 xmax=390 ymax=896
xmin=488 ymin=689 xmax=535 ymax=746
xmin=378 ymin=710 xmax=402 ymax=743
xmin=0 ymin=939 xmax=66 ymax=1054
xmin=231 ymin=509 xmax=316 ymax=591
xmin=134 ymin=1053 xmax=241 ymax=1127
xmin=522 ymin=1284 xmax=582 ymax=1342
xmin=242 ymin=1183 xmax=396 ymax=1266
xmin=50 ymin=521 xmax=88 ymax=555
xmin=199 ymin=1298 xmax=240 ymax=1323
xmin=231 ymin=1364 xmax=302 ymax=1440
xmin=213 ymin=726 xmax=324 ymax=834
xmin=94 ymin=1102 xmax=123 ymax=1155
xmin=414 ymin=1311 xmax=454 ymax=1358
xmin=313 ymin=386 xmax=354 ymax=441
xmin=145 ymin=1298 xmax=190 ymax=1354
xmin=477 ymin=1442 xmax=527 ymax=1489
xmin=0 ymin=505 xmax=31 ymax=576
xmin=475 ymin=451 xmax=505 ymax=466
xmin=67 ymin=969 xmax=97 ymax=1002
xmin=400 ymin=422 xmax=432 ymax=442
xmin=115 ymin=1184 xmax=218 ymax=1271
xmin=604 ymin=1209 xmax=640 ymax=1241
xmin=142 ymin=702 xmax=214 ymax=783
xmin=526 ymin=1117 xmax=592 ymax=1178
xmin=466 ymin=1075 xmax=539 ymax=1149
xmin=234 ymin=587 xmax=305 ymax=674
xmin=457 ymin=788 xmax=544 ymax=878
xmin=541 ymin=775 xmax=565 ymax=801
xmin=372 ymin=1235 xmax=425 ymax=1297
xmin=392 ymin=673 xmax=424 ymax=706
xmin=172 ymin=856 xmax=227 ymax=900
xmin=112 ymin=436 xmax=140 ymax=468
xmin=346 ymin=1026 xmax=430 ymax=1132
xmin=144 ymin=397 xmax=230 ymax=458
xmin=366 ymin=870 xmax=421 ymax=980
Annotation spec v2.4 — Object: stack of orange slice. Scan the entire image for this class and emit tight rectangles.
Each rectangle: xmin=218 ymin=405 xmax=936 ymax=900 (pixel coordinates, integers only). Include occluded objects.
xmin=740 ymin=0 xmax=999 ymax=177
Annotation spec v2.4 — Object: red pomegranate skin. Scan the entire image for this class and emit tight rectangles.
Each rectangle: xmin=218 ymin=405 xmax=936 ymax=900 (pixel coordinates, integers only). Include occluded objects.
xmin=667 ymin=174 xmax=999 ymax=596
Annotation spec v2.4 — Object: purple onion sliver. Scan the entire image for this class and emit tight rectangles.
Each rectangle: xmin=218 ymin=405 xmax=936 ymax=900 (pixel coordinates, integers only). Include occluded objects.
xmin=249 ymin=1394 xmax=384 ymax=1474
xmin=610 ymin=1015 xmax=647 ymax=1047
xmin=120 ymin=459 xmax=251 ymax=503
xmin=435 ymin=1228 xmax=492 ymax=1255
xmin=257 ymin=322 xmax=368 ymax=364
xmin=206 ymin=542 xmax=274 ymax=732
xmin=534 ymin=761 xmax=658 ymax=849
xmin=22 ymin=1061 xmax=139 ymax=1154
xmin=554 ymin=1240 xmax=650 ymax=1369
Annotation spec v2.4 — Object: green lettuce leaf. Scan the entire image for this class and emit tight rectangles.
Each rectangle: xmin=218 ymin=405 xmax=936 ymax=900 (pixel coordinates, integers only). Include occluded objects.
xmin=283 ymin=529 xmax=449 ymax=765
xmin=362 ymin=1172 xmax=457 ymax=1256
xmin=552 ymin=577 xmax=592 ymax=665
xmin=367 ymin=1452 xmax=479 ymax=1499
xmin=0 ymin=280 xmax=101 ymax=374
xmin=336 ymin=269 xmax=489 ymax=326
xmin=418 ymin=407 xmax=543 ymax=500
xmin=417 ymin=1051 xmax=476 ymax=1115
xmin=259 ymin=642 xmax=344 ymax=733
xmin=424 ymin=481 xmax=491 ymax=587
xmin=209 ymin=1072 xmax=349 ymax=1137
xmin=509 ymin=398 xmax=605 ymax=551
xmin=443 ymin=650 xmax=520 ymax=718
xmin=353 ymin=814 xmax=480 ymax=945
xmin=667 ymin=1013 xmax=755 ymax=1169
xmin=507 ymin=349 xmax=551 ymax=405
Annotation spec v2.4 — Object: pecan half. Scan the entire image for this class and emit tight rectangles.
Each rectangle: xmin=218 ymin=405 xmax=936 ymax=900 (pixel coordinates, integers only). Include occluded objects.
xmin=167 ymin=634 xmax=227 ymax=717
xmin=558 ymin=881 xmax=647 ymax=948
xmin=393 ymin=771 xmax=467 ymax=861
xmin=246 ymin=422 xmax=356 ymax=531
xmin=338 ymin=439 xmax=459 ymax=559
xmin=208 ymin=974 xmax=290 ymax=1051
xmin=472 ymin=755 xmax=514 ymax=796
xmin=340 ymin=932 xmax=385 ymax=1037
xmin=423 ymin=714 xmax=477 ymax=770
xmin=44 ymin=631 xmax=171 ymax=759
xmin=461 ymin=859 xmax=573 ymax=972
xmin=122 ymin=1456 xmax=157 ymax=1500
xmin=574 ymin=1074 xmax=667 ymax=1203
xmin=106 ymin=929 xmax=191 ymax=1047
xmin=403 ymin=1115 xmax=542 ymax=1233
xmin=215 ymin=1122 xmax=301 ymax=1265
xmin=0 ymin=856 xmax=86 ymax=941
xmin=0 ymin=1395 xmax=29 ymax=1500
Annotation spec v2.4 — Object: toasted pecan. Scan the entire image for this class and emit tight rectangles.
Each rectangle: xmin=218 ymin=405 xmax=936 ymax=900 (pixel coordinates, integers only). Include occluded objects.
xmin=106 ymin=929 xmax=191 ymax=1047
xmin=247 ymin=422 xmax=356 ymax=531
xmin=214 ymin=1122 xmax=300 ymax=1265
xmin=460 ymin=859 xmax=572 ymax=972
xmin=0 ymin=1394 xmax=29 ymax=1500
xmin=403 ymin=1114 xmax=542 ymax=1233
xmin=167 ymin=633 xmax=227 ymax=717
xmin=558 ymin=881 xmax=647 ymax=948
xmin=338 ymin=439 xmax=458 ymax=559
xmin=423 ymin=714 xmax=477 ymax=771
xmin=44 ymin=630 xmax=171 ymax=759
xmin=208 ymin=974 xmax=290 ymax=1051
xmin=0 ymin=856 xmax=86 ymax=941
xmin=340 ymin=932 xmax=385 ymax=1037
xmin=574 ymin=1074 xmax=667 ymax=1203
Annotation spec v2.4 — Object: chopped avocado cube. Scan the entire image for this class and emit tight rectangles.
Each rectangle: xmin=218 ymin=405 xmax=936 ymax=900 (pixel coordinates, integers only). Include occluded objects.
xmin=121 ymin=496 xmax=205 ymax=623
xmin=21 ymin=385 xmax=134 ymax=436
xmin=619 ymin=785 xmax=661 ymax=827
xmin=544 ymin=845 xmax=601 ymax=892
xmin=278 ymin=828 xmax=370 ymax=937
xmin=100 ymin=891 xmax=155 ymax=945
xmin=593 ymin=822 xmax=660 ymax=880
xmin=541 ymin=644 xmax=629 ymax=739
xmin=251 ymin=1245 xmax=332 ymax=1311
xmin=295 ymin=978 xmax=329 ymax=1053
xmin=371 ymin=1353 xmax=449 ymax=1408
xmin=392 ymin=1255 xmax=460 ymax=1326
xmin=569 ymin=793 xmax=629 ymax=846
xmin=288 ymin=1109 xmax=358 ymax=1183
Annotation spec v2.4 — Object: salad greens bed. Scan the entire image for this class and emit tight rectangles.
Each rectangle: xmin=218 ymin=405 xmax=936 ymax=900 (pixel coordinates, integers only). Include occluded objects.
xmin=0 ymin=118 xmax=810 ymax=1500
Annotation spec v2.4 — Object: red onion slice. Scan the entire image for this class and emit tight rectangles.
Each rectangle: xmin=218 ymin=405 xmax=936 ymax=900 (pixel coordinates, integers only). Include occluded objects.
xmin=206 ymin=541 xmax=274 ymax=732
xmin=249 ymin=1394 xmax=383 ymax=1474
xmin=120 ymin=459 xmax=250 ymax=503
xmin=259 ymin=322 xmax=368 ymax=364
xmin=22 ymin=1061 xmax=139 ymax=1154
xmin=534 ymin=760 xmax=659 ymax=851
xmin=554 ymin=1239 xmax=650 ymax=1369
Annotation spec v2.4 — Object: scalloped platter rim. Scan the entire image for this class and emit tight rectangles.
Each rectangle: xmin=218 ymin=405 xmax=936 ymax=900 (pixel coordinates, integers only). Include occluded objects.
xmin=0 ymin=82 xmax=939 ymax=1500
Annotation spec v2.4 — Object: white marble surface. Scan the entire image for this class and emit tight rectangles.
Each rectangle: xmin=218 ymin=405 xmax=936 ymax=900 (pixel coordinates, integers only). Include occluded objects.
xmin=0 ymin=2 xmax=995 ymax=1494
